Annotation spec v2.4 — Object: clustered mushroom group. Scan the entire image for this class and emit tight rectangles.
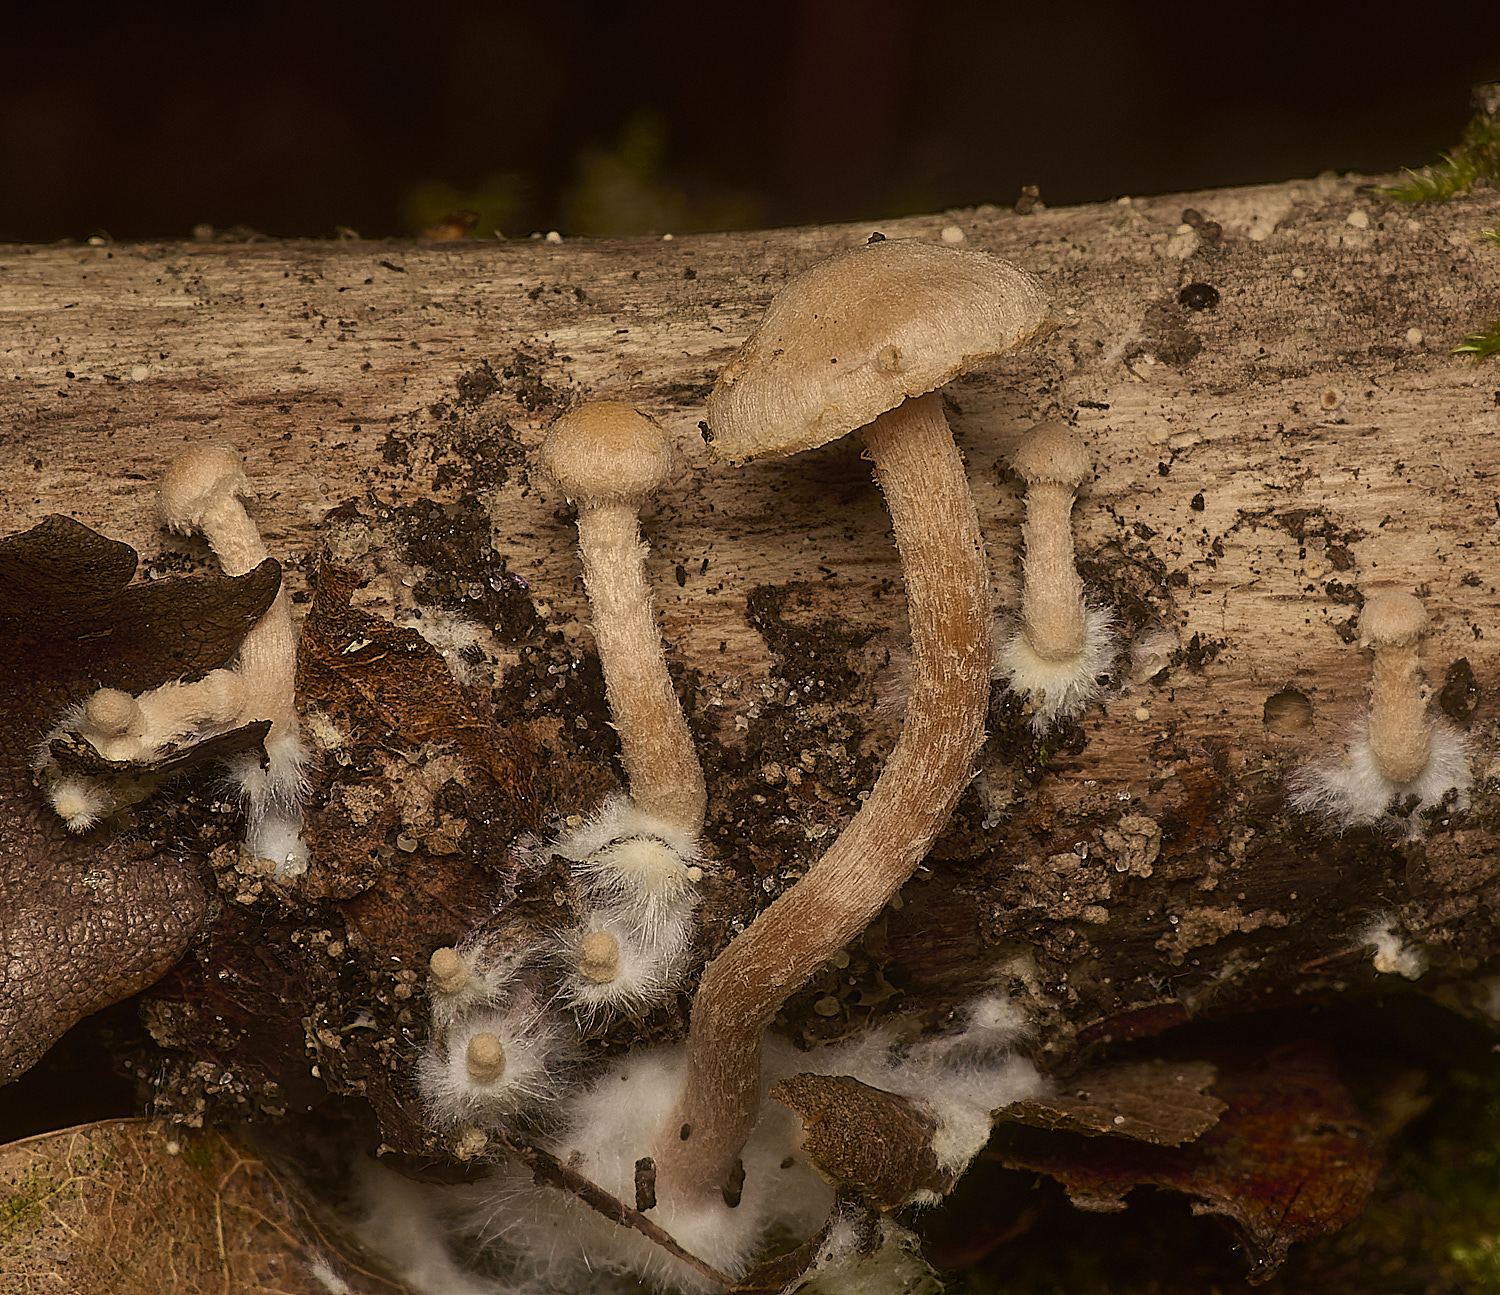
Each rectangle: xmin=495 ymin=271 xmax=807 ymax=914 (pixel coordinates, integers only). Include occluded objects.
xmin=25 ymin=237 xmax=1478 ymax=1294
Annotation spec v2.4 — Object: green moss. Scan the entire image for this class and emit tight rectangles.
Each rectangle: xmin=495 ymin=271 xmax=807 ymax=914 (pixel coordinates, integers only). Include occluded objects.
xmin=1483 ymin=222 xmax=1500 ymax=248
xmin=1381 ymin=111 xmax=1500 ymax=202
xmin=1451 ymin=321 xmax=1500 ymax=362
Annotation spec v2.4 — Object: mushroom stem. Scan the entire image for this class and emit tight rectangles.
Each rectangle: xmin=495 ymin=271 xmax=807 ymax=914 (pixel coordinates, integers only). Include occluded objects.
xmin=1364 ymin=593 xmax=1432 ymax=785
xmin=1019 ymin=478 xmax=1086 ymax=660
xmin=159 ymin=447 xmax=298 ymax=753
xmin=574 ymin=502 xmax=706 ymax=835
xmin=655 ymin=390 xmax=990 ymax=1203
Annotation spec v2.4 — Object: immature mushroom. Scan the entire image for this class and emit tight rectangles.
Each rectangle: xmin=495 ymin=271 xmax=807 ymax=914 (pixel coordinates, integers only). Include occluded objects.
xmin=656 ymin=238 xmax=1050 ymax=1203
xmin=995 ymin=421 xmax=1117 ymax=729
xmin=1289 ymin=589 xmax=1471 ymax=837
xmin=157 ymin=445 xmax=311 ymax=871
xmin=537 ymin=403 xmax=706 ymax=839
xmin=1361 ymin=591 xmax=1433 ymax=784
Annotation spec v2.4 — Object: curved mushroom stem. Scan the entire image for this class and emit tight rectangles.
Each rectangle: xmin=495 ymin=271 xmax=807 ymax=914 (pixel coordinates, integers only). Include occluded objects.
xmin=654 ymin=390 xmax=990 ymax=1203
xmin=574 ymin=501 xmax=707 ymax=837
xmin=1020 ymin=478 xmax=1086 ymax=660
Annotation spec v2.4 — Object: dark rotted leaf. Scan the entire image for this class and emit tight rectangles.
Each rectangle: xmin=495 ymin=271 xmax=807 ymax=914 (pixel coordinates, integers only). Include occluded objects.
xmin=990 ymin=1041 xmax=1380 ymax=1282
xmin=0 ymin=515 xmax=279 ymax=1084
xmin=998 ymin=1058 xmax=1225 ymax=1147
xmin=0 ymin=514 xmax=282 ymax=692
xmin=46 ymin=720 xmax=271 ymax=778
xmin=771 ymin=1072 xmax=957 ymax=1208
xmin=297 ymin=558 xmax=541 ymax=920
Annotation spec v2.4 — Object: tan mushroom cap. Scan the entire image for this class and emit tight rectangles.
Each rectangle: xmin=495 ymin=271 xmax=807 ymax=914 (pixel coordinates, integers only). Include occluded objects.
xmin=1360 ymin=591 xmax=1429 ymax=649
xmin=538 ymin=402 xmax=680 ymax=505
xmin=158 ymin=444 xmax=249 ymax=530
xmin=707 ymin=239 xmax=1051 ymax=464
xmin=1011 ymin=421 xmax=1093 ymax=487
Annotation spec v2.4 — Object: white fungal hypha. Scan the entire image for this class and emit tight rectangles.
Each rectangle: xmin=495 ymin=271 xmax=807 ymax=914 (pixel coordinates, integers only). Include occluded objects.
xmin=1289 ymin=591 xmax=1471 ymax=838
xmin=361 ymin=996 xmax=1038 ymax=1294
xmin=995 ymin=422 xmax=1118 ymax=730
xmin=1358 ymin=916 xmax=1428 ymax=980
xmin=551 ymin=794 xmax=703 ymax=936
xmin=417 ymin=992 xmax=572 ymax=1130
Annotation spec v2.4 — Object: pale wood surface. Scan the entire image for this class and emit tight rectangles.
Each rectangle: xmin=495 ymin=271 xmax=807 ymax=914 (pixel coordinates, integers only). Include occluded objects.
xmin=4 ymin=172 xmax=1499 ymax=1087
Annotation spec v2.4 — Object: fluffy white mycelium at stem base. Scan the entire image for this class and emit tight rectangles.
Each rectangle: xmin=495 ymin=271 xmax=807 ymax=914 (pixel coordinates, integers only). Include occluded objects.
xmin=1288 ymin=723 xmax=1471 ymax=839
xmin=361 ymin=995 xmax=1037 ymax=1295
xmin=994 ymin=602 xmax=1119 ymax=732
xmin=1358 ymin=915 xmax=1429 ymax=980
xmin=550 ymin=794 xmax=703 ymax=936
xmin=1288 ymin=591 xmax=1471 ymax=840
xmin=417 ymin=994 xmax=574 ymax=1131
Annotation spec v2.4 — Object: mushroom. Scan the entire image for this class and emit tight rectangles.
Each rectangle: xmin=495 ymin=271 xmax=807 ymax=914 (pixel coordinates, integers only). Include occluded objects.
xmin=994 ymin=421 xmax=1118 ymax=729
xmin=656 ymin=238 xmax=1051 ymax=1203
xmin=417 ymin=1000 xmax=571 ymax=1127
xmin=35 ymin=447 xmax=310 ymax=870
xmin=1289 ymin=589 xmax=1471 ymax=837
xmin=156 ymin=445 xmax=311 ymax=871
xmin=537 ymin=403 xmax=706 ymax=840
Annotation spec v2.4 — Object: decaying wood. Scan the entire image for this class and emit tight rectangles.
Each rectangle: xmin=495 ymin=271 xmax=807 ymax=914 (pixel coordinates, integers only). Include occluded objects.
xmin=2 ymin=172 xmax=1499 ymax=1130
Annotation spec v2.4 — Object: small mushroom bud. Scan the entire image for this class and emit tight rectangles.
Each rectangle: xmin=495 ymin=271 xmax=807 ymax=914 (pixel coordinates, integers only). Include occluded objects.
xmin=1361 ymin=592 xmax=1431 ymax=784
xmin=429 ymin=946 xmax=470 ymax=997
xmin=1289 ymin=589 xmax=1471 ymax=838
xmin=577 ymin=930 xmax=622 ymax=984
xmin=995 ymin=422 xmax=1117 ymax=730
xmin=557 ymin=907 xmax=695 ymax=1031
xmin=465 ymin=1032 xmax=507 ymax=1084
xmin=416 ymin=1002 xmax=572 ymax=1128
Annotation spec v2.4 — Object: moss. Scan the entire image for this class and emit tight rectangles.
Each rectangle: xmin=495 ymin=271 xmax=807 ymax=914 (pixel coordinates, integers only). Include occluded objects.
xmin=1381 ymin=110 xmax=1500 ymax=202
xmin=1452 ymin=321 xmax=1500 ymax=363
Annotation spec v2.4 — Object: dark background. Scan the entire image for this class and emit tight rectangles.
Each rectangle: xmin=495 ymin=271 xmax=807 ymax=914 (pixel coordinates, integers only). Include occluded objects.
xmin=4 ymin=1 xmax=1500 ymax=241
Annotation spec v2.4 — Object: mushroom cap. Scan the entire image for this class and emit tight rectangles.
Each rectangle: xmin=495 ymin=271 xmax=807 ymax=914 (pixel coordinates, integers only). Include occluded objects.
xmin=538 ymin=402 xmax=680 ymax=505
xmin=429 ymin=946 xmax=469 ymax=996
xmin=577 ymin=929 xmax=622 ymax=984
xmin=1010 ymin=421 xmax=1093 ymax=488
xmin=706 ymin=239 xmax=1051 ymax=464
xmin=464 ymin=1031 xmax=507 ymax=1084
xmin=1360 ymin=590 xmax=1429 ymax=649
xmin=159 ymin=445 xmax=249 ymax=531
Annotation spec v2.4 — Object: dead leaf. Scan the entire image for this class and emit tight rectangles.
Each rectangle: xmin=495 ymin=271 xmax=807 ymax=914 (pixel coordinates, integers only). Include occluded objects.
xmin=999 ymin=1058 xmax=1225 ymax=1146
xmin=771 ymin=1072 xmax=956 ymax=1208
xmin=990 ymin=1041 xmax=1380 ymax=1282
xmin=0 ymin=1118 xmax=408 ymax=1293
xmin=0 ymin=515 xmax=279 ymax=1084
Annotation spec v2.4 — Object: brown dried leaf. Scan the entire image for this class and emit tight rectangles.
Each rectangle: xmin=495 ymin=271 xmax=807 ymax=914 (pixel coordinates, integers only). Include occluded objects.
xmin=0 ymin=516 xmax=279 ymax=1084
xmin=297 ymin=557 xmax=544 ymax=943
xmin=0 ymin=1118 xmax=408 ymax=1294
xmin=999 ymin=1058 xmax=1225 ymax=1146
xmin=991 ymin=1041 xmax=1380 ymax=1282
xmin=771 ymin=1072 xmax=956 ymax=1208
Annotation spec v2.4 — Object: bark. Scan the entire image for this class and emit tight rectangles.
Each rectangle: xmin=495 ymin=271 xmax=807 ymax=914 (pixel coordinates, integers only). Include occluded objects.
xmin=2 ymin=172 xmax=1499 ymax=1131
